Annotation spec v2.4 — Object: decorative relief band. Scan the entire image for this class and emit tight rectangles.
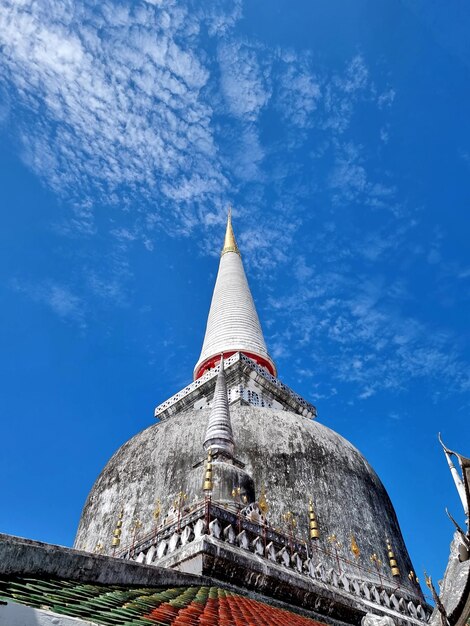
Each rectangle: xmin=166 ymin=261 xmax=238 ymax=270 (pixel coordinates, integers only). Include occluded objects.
xmin=154 ymin=352 xmax=317 ymax=420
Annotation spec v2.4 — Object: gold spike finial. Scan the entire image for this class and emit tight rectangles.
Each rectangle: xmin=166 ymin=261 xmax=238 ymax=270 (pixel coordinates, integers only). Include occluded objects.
xmin=221 ymin=206 xmax=240 ymax=256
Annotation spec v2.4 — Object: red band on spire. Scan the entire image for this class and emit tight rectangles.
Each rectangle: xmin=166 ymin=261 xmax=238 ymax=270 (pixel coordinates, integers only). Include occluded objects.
xmin=195 ymin=352 xmax=276 ymax=380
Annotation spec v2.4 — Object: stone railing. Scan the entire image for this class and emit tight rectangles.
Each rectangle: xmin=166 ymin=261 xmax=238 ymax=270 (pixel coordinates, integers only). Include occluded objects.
xmin=118 ymin=501 xmax=429 ymax=624
xmin=154 ymin=353 xmax=240 ymax=418
xmin=154 ymin=352 xmax=317 ymax=420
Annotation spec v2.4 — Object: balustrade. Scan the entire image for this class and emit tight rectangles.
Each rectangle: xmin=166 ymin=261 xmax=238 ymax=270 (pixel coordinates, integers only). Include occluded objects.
xmin=116 ymin=499 xmax=429 ymax=624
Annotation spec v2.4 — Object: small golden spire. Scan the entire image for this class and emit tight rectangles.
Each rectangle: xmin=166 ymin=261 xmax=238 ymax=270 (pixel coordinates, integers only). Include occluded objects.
xmin=203 ymin=449 xmax=213 ymax=491
xmin=308 ymin=498 xmax=320 ymax=540
xmin=283 ymin=511 xmax=297 ymax=532
xmin=221 ymin=207 xmax=240 ymax=256
xmin=386 ymin=538 xmax=400 ymax=577
xmin=408 ymin=570 xmax=420 ymax=584
xmin=424 ymin=571 xmax=432 ymax=590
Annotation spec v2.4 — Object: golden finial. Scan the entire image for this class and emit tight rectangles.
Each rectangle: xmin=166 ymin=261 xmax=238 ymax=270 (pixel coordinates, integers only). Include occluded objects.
xmin=408 ymin=570 xmax=420 ymax=584
xmin=174 ymin=491 xmax=188 ymax=508
xmin=386 ymin=538 xmax=400 ymax=577
xmin=259 ymin=484 xmax=269 ymax=515
xmin=350 ymin=534 xmax=360 ymax=559
xmin=153 ymin=499 xmax=161 ymax=521
xmin=111 ymin=509 xmax=123 ymax=548
xmin=203 ymin=449 xmax=213 ymax=491
xmin=424 ymin=571 xmax=432 ymax=590
xmin=221 ymin=207 xmax=240 ymax=256
xmin=283 ymin=511 xmax=297 ymax=525
xmin=308 ymin=498 xmax=320 ymax=540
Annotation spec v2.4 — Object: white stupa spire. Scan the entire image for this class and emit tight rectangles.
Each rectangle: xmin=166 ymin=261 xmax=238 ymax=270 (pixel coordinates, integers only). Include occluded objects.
xmin=194 ymin=210 xmax=276 ymax=380
xmin=203 ymin=356 xmax=234 ymax=458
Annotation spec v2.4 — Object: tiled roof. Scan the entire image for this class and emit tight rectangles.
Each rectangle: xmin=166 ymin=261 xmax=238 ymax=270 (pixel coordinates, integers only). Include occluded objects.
xmin=0 ymin=574 xmax=327 ymax=626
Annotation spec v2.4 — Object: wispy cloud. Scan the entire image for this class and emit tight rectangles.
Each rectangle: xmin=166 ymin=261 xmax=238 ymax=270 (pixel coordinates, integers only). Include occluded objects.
xmin=275 ymin=52 xmax=321 ymax=129
xmin=218 ymin=39 xmax=271 ymax=121
xmin=12 ymin=279 xmax=86 ymax=327
xmin=328 ymin=141 xmax=396 ymax=209
xmin=4 ymin=0 xmax=466 ymax=404
xmin=322 ymin=54 xmax=370 ymax=134
xmin=0 ymin=0 xmax=232 ymax=231
xmin=267 ymin=255 xmax=470 ymax=398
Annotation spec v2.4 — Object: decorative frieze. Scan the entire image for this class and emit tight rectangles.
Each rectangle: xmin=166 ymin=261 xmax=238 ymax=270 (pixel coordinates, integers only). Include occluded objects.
xmin=155 ymin=352 xmax=317 ymax=420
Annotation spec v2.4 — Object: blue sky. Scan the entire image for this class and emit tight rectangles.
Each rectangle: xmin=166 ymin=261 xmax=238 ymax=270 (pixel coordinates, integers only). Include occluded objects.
xmin=1 ymin=0 xmax=469 ymax=594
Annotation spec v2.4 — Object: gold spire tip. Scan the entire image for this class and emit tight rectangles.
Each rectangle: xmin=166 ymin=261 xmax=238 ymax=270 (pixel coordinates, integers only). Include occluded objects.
xmin=221 ymin=206 xmax=240 ymax=256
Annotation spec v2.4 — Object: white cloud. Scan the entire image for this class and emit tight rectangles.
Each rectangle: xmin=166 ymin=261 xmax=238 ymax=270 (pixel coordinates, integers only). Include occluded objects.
xmin=378 ymin=88 xmax=396 ymax=108
xmin=276 ymin=56 xmax=321 ymax=128
xmin=12 ymin=279 xmax=85 ymax=327
xmin=328 ymin=142 xmax=396 ymax=209
xmin=322 ymin=55 xmax=371 ymax=134
xmin=6 ymin=1 xmax=458 ymax=404
xmin=359 ymin=386 xmax=375 ymax=399
xmin=0 ymin=0 xmax=231 ymax=232
xmin=217 ymin=40 xmax=271 ymax=121
xmin=266 ymin=240 xmax=470 ymax=396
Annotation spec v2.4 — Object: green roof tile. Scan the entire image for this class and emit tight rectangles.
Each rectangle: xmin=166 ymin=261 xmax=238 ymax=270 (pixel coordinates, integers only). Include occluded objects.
xmin=0 ymin=574 xmax=328 ymax=626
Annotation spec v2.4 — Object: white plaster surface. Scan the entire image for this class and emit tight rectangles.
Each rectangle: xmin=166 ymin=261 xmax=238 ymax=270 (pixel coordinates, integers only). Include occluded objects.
xmin=0 ymin=601 xmax=96 ymax=626
xmin=194 ymin=250 xmax=275 ymax=377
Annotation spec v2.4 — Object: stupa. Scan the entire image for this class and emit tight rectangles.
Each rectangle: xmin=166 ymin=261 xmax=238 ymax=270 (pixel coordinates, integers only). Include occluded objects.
xmin=2 ymin=212 xmax=468 ymax=626
xmin=72 ymin=212 xmax=428 ymax=624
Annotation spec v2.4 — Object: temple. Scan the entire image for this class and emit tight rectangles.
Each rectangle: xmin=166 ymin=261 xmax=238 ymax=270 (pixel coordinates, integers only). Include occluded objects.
xmin=1 ymin=213 xmax=468 ymax=626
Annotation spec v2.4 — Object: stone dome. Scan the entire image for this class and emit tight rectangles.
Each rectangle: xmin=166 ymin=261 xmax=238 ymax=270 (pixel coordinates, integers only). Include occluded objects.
xmin=75 ymin=404 xmax=417 ymax=597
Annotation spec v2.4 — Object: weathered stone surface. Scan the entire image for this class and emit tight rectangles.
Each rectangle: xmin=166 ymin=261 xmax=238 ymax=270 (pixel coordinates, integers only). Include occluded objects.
xmin=194 ymin=519 xmax=205 ymax=538
xmin=362 ymin=613 xmax=395 ymax=626
xmin=189 ymin=459 xmax=255 ymax=505
xmin=0 ymin=533 xmax=211 ymax=588
xmin=209 ymin=519 xmax=221 ymax=539
xmin=74 ymin=404 xmax=420 ymax=599
xmin=429 ymin=532 xmax=470 ymax=626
